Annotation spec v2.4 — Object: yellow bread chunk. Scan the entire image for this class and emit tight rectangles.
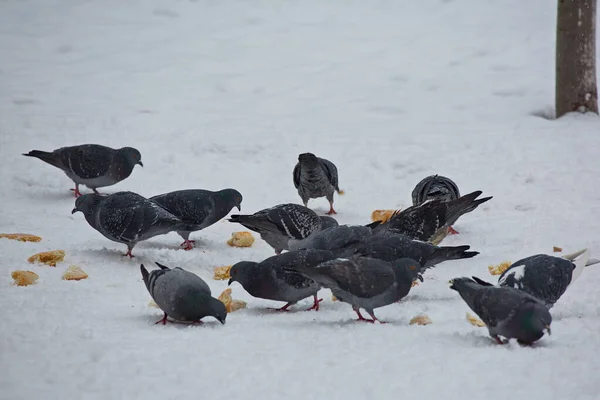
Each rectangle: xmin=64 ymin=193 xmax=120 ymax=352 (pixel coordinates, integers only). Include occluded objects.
xmin=488 ymin=261 xmax=512 ymax=276
xmin=11 ymin=270 xmax=39 ymax=286
xmin=213 ymin=265 xmax=232 ymax=280
xmin=466 ymin=312 xmax=486 ymax=327
xmin=226 ymin=231 xmax=255 ymax=248
xmin=338 ymin=189 xmax=345 ymax=195
xmin=553 ymin=246 xmax=563 ymax=253
xmin=148 ymin=300 xmax=159 ymax=308
xmin=218 ymin=288 xmax=247 ymax=313
xmin=370 ymin=209 xmax=398 ymax=223
xmin=27 ymin=250 xmax=65 ymax=267
xmin=409 ymin=315 xmax=432 ymax=326
xmin=0 ymin=233 xmax=42 ymax=243
xmin=62 ymin=265 xmax=88 ymax=281
xmin=411 ymin=280 xmax=420 ymax=287
xmin=331 ymin=294 xmax=338 ymax=301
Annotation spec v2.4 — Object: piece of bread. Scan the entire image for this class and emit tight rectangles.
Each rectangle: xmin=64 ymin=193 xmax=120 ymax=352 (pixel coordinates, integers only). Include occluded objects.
xmin=27 ymin=250 xmax=65 ymax=267
xmin=331 ymin=294 xmax=338 ymax=301
xmin=488 ymin=260 xmax=512 ymax=276
xmin=148 ymin=300 xmax=159 ymax=308
xmin=553 ymin=246 xmax=563 ymax=253
xmin=466 ymin=312 xmax=486 ymax=327
xmin=0 ymin=233 xmax=42 ymax=243
xmin=62 ymin=265 xmax=88 ymax=281
xmin=213 ymin=265 xmax=232 ymax=280
xmin=409 ymin=314 xmax=432 ymax=325
xmin=11 ymin=270 xmax=39 ymax=286
xmin=370 ymin=209 xmax=397 ymax=223
xmin=411 ymin=280 xmax=420 ymax=287
xmin=218 ymin=288 xmax=247 ymax=313
xmin=227 ymin=232 xmax=255 ymax=247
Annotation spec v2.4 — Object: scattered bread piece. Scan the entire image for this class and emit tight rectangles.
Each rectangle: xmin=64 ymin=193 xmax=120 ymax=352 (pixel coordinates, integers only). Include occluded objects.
xmin=213 ymin=265 xmax=232 ymax=280
xmin=338 ymin=189 xmax=345 ymax=195
xmin=62 ymin=265 xmax=88 ymax=281
xmin=488 ymin=260 xmax=512 ymax=276
xmin=148 ymin=300 xmax=159 ymax=308
xmin=553 ymin=246 xmax=563 ymax=253
xmin=466 ymin=312 xmax=486 ymax=327
xmin=27 ymin=250 xmax=65 ymax=266
xmin=218 ymin=288 xmax=247 ymax=313
xmin=411 ymin=280 xmax=420 ymax=287
xmin=227 ymin=232 xmax=255 ymax=248
xmin=370 ymin=209 xmax=397 ymax=223
xmin=0 ymin=233 xmax=42 ymax=243
xmin=331 ymin=294 xmax=338 ymax=302
xmin=409 ymin=314 xmax=432 ymax=326
xmin=11 ymin=270 xmax=39 ymax=286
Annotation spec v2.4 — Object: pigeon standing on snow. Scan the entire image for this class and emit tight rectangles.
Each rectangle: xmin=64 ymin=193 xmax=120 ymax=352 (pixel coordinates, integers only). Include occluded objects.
xmin=141 ymin=262 xmax=227 ymax=325
xmin=23 ymin=144 xmax=143 ymax=197
xmin=228 ymin=249 xmax=337 ymax=311
xmin=228 ymin=203 xmax=339 ymax=254
xmin=370 ymin=190 xmax=492 ymax=244
xmin=450 ymin=277 xmax=552 ymax=345
xmin=293 ymin=152 xmax=342 ymax=215
xmin=286 ymin=257 xmax=422 ymax=323
xmin=150 ymin=189 xmax=243 ymax=250
xmin=72 ymin=191 xmax=186 ymax=257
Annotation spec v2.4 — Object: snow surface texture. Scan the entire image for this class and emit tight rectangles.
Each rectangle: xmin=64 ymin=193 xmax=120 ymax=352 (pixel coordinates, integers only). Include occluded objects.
xmin=2 ymin=0 xmax=600 ymax=399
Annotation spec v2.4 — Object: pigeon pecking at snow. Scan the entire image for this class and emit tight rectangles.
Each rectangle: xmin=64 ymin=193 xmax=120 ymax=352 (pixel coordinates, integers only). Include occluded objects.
xmin=228 ymin=203 xmax=339 ymax=254
xmin=228 ymin=249 xmax=338 ymax=311
xmin=285 ymin=256 xmax=422 ymax=323
xmin=72 ymin=191 xmax=186 ymax=257
xmin=369 ymin=190 xmax=492 ymax=244
xmin=23 ymin=144 xmax=143 ymax=197
xmin=412 ymin=174 xmax=461 ymax=206
xmin=150 ymin=188 xmax=243 ymax=250
xmin=141 ymin=262 xmax=227 ymax=325
xmin=293 ymin=152 xmax=342 ymax=215
xmin=450 ymin=276 xmax=552 ymax=345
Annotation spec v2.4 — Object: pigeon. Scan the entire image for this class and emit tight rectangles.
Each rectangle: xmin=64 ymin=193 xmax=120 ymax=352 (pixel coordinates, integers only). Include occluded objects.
xmin=228 ymin=249 xmax=338 ymax=311
xmin=293 ymin=152 xmax=341 ymax=215
xmin=496 ymin=249 xmax=592 ymax=308
xmin=150 ymin=189 xmax=243 ymax=250
xmin=228 ymin=203 xmax=339 ymax=254
xmin=412 ymin=175 xmax=460 ymax=206
xmin=288 ymin=224 xmax=374 ymax=252
xmin=72 ymin=191 xmax=186 ymax=257
xmin=23 ymin=144 xmax=143 ymax=197
xmin=450 ymin=277 xmax=552 ymax=345
xmin=286 ymin=257 xmax=422 ymax=323
xmin=369 ymin=190 xmax=492 ymax=244
xmin=141 ymin=262 xmax=227 ymax=325
xmin=337 ymin=232 xmax=478 ymax=270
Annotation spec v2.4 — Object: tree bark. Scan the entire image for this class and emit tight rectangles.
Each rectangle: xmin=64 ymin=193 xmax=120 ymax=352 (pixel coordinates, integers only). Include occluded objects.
xmin=556 ymin=0 xmax=598 ymax=118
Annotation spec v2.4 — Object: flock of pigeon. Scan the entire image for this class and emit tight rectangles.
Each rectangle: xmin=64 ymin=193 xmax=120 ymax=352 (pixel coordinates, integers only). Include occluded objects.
xmin=22 ymin=144 xmax=597 ymax=346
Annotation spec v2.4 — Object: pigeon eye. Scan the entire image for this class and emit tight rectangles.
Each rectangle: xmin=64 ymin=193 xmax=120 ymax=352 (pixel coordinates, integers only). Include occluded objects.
xmin=410 ymin=265 xmax=416 ymax=271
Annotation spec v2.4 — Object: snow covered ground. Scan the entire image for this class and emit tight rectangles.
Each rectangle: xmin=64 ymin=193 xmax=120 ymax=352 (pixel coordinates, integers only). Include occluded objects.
xmin=2 ymin=0 xmax=600 ymax=399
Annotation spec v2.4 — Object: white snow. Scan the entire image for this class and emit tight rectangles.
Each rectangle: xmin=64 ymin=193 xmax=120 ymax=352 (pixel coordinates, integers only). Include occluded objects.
xmin=2 ymin=0 xmax=600 ymax=399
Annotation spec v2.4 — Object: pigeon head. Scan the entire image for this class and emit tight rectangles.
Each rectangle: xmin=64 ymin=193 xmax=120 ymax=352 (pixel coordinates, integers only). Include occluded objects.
xmin=72 ymin=193 xmax=104 ymax=215
xmin=319 ymin=216 xmax=339 ymax=230
xmin=218 ymin=189 xmax=243 ymax=211
xmin=515 ymin=301 xmax=552 ymax=343
xmin=209 ymin=298 xmax=228 ymax=325
xmin=228 ymin=261 xmax=258 ymax=286
xmin=298 ymin=152 xmax=319 ymax=166
xmin=392 ymin=258 xmax=424 ymax=283
xmin=118 ymin=147 xmax=143 ymax=168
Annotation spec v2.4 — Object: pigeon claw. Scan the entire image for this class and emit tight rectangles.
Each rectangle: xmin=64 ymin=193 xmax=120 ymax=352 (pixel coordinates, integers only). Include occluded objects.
xmin=155 ymin=313 xmax=169 ymax=325
xmin=492 ymin=335 xmax=505 ymax=345
xmin=180 ymin=240 xmax=195 ymax=251
xmin=124 ymin=249 xmax=135 ymax=258
xmin=70 ymin=186 xmax=82 ymax=198
xmin=306 ymin=296 xmax=323 ymax=311
xmin=273 ymin=303 xmax=293 ymax=312
xmin=448 ymin=226 xmax=459 ymax=235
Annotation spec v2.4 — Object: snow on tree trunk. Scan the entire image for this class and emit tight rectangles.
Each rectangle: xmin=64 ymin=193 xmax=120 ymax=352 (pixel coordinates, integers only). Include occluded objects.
xmin=556 ymin=0 xmax=598 ymax=118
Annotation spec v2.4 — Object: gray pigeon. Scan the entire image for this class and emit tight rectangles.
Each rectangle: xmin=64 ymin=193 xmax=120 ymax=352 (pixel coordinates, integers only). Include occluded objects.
xmin=337 ymin=232 xmax=478 ymax=270
xmin=150 ymin=189 xmax=243 ymax=250
xmin=412 ymin=175 xmax=460 ymax=206
xmin=141 ymin=262 xmax=227 ymax=325
xmin=228 ymin=203 xmax=339 ymax=254
xmin=72 ymin=191 xmax=186 ymax=257
xmin=450 ymin=277 xmax=552 ymax=345
xmin=288 ymin=224 xmax=374 ymax=252
xmin=496 ymin=249 xmax=593 ymax=309
xmin=293 ymin=152 xmax=341 ymax=215
xmin=369 ymin=190 xmax=492 ymax=244
xmin=286 ymin=257 xmax=422 ymax=323
xmin=23 ymin=144 xmax=143 ymax=197
xmin=228 ymin=249 xmax=338 ymax=311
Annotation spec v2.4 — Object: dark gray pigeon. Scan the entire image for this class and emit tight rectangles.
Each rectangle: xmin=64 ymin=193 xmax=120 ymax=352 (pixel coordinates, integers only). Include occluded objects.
xmin=450 ymin=277 xmax=552 ymax=345
xmin=141 ymin=262 xmax=227 ymax=325
xmin=228 ymin=249 xmax=338 ymax=311
xmin=72 ymin=191 xmax=186 ymax=257
xmin=369 ymin=190 xmax=492 ymax=244
xmin=288 ymin=224 xmax=374 ymax=252
xmin=496 ymin=249 xmax=592 ymax=308
xmin=412 ymin=175 xmax=460 ymax=206
xmin=23 ymin=144 xmax=143 ymax=197
xmin=228 ymin=203 xmax=339 ymax=254
xmin=337 ymin=232 xmax=478 ymax=270
xmin=293 ymin=152 xmax=341 ymax=215
xmin=150 ymin=188 xmax=243 ymax=250
xmin=286 ymin=256 xmax=422 ymax=323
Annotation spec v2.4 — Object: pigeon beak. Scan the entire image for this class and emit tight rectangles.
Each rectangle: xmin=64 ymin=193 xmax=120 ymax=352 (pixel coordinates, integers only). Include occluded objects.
xmin=418 ymin=274 xmax=424 ymax=282
xmin=71 ymin=207 xmax=78 ymax=214
xmin=227 ymin=278 xmax=233 ymax=286
xmin=137 ymin=161 xmax=144 ymax=167
xmin=220 ymin=318 xmax=226 ymax=325
xmin=545 ymin=325 xmax=552 ymax=336
xmin=236 ymin=204 xmax=241 ymax=211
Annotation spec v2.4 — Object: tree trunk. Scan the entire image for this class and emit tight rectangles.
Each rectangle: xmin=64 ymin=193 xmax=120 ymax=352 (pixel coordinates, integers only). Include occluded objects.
xmin=556 ymin=0 xmax=598 ymax=118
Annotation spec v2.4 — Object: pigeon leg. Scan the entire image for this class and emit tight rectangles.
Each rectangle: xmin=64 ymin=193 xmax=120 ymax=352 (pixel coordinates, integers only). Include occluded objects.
xmin=306 ymin=295 xmax=323 ymax=311
xmin=448 ymin=226 xmax=459 ymax=235
xmin=91 ymin=188 xmax=103 ymax=195
xmin=491 ymin=335 xmax=505 ymax=345
xmin=180 ymin=240 xmax=195 ymax=251
xmin=124 ymin=249 xmax=135 ymax=258
xmin=275 ymin=249 xmax=283 ymax=255
xmin=272 ymin=303 xmax=293 ymax=312
xmin=154 ymin=313 xmax=169 ymax=325
xmin=326 ymin=201 xmax=337 ymax=215
xmin=366 ymin=310 xmax=387 ymax=324
xmin=70 ymin=184 xmax=82 ymax=197
xmin=353 ymin=308 xmax=375 ymax=323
